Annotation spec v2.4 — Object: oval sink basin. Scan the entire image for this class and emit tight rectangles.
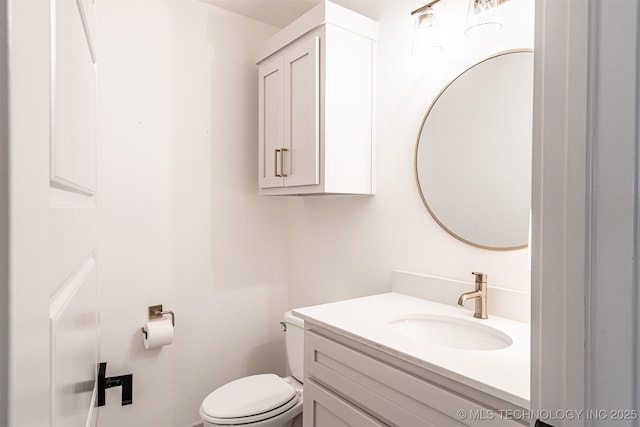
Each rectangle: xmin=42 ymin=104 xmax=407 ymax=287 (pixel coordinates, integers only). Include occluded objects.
xmin=387 ymin=314 xmax=513 ymax=351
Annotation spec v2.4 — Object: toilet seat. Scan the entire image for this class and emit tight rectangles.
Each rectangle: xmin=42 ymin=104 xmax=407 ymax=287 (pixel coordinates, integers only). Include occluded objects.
xmin=200 ymin=374 xmax=299 ymax=425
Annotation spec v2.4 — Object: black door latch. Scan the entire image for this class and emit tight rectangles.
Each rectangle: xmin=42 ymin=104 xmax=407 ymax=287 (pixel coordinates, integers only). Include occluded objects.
xmin=97 ymin=362 xmax=133 ymax=406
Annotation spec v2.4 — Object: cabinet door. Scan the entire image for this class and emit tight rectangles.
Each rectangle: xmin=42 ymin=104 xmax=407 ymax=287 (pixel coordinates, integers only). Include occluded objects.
xmin=304 ymin=380 xmax=386 ymax=427
xmin=283 ymin=35 xmax=320 ymax=188
xmin=258 ymin=56 xmax=285 ymax=188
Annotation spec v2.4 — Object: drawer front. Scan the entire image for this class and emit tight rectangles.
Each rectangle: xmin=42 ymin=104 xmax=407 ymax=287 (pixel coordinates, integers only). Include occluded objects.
xmin=305 ymin=330 xmax=525 ymax=427
xmin=304 ymin=379 xmax=386 ymax=427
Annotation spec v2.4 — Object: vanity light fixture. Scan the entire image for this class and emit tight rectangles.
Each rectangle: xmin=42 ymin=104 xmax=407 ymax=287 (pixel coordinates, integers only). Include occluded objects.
xmin=411 ymin=0 xmax=443 ymax=55
xmin=465 ymin=0 xmax=502 ymax=37
xmin=411 ymin=0 xmax=506 ymax=50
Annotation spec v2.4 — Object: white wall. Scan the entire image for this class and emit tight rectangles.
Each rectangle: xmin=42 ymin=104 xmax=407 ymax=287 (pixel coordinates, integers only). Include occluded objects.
xmin=288 ymin=0 xmax=535 ymax=310
xmin=166 ymin=3 xmax=288 ymax=424
xmin=0 ymin=0 xmax=8 ymax=422
xmin=96 ymin=2 xmax=285 ymax=426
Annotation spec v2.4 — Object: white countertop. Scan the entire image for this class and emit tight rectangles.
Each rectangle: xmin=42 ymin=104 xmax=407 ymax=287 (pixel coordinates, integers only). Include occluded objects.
xmin=293 ymin=292 xmax=530 ymax=409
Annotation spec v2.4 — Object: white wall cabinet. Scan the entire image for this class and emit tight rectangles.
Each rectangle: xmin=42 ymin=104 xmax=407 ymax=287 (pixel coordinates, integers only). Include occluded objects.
xmin=257 ymin=1 xmax=378 ymax=196
xmin=303 ymin=327 xmax=529 ymax=427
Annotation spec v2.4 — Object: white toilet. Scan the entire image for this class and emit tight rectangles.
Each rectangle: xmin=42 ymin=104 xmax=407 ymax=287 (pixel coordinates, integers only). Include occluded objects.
xmin=199 ymin=312 xmax=304 ymax=427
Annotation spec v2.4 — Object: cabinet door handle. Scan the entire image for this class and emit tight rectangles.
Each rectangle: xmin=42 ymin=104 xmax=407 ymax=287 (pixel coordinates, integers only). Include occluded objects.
xmin=275 ymin=149 xmax=282 ymax=177
xmin=280 ymin=148 xmax=288 ymax=177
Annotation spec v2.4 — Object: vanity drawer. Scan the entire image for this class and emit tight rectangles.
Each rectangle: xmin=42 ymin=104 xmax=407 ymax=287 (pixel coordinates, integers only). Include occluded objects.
xmin=305 ymin=330 xmax=526 ymax=427
xmin=304 ymin=379 xmax=386 ymax=427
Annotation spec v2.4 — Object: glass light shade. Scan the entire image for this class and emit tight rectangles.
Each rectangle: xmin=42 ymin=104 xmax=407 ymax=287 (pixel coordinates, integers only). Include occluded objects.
xmin=465 ymin=0 xmax=502 ymax=37
xmin=411 ymin=7 xmax=443 ymax=55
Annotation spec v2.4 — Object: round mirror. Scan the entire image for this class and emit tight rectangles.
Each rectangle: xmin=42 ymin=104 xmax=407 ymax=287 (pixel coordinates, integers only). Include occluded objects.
xmin=415 ymin=50 xmax=533 ymax=250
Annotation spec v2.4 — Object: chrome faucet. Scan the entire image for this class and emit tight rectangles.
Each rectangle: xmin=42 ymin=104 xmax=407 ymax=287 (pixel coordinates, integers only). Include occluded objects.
xmin=458 ymin=272 xmax=488 ymax=319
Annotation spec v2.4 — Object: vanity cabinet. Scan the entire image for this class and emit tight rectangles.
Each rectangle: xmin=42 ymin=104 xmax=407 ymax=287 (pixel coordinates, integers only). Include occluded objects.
xmin=303 ymin=326 xmax=528 ymax=427
xmin=256 ymin=1 xmax=378 ymax=196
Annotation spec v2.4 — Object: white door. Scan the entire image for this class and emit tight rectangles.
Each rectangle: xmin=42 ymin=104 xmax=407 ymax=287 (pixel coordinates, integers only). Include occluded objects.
xmin=8 ymin=0 xmax=100 ymax=425
xmin=283 ymin=35 xmax=320 ymax=188
xmin=258 ymin=56 xmax=285 ymax=189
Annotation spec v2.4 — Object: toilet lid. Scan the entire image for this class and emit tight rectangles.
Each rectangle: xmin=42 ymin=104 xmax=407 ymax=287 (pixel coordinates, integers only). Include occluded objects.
xmin=200 ymin=374 xmax=298 ymax=424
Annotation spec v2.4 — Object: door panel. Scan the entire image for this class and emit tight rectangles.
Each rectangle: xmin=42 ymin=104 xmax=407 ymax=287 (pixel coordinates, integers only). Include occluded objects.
xmin=50 ymin=256 xmax=98 ymax=427
xmin=258 ymin=56 xmax=285 ymax=188
xmin=51 ymin=0 xmax=97 ymax=195
xmin=283 ymin=36 xmax=319 ymax=187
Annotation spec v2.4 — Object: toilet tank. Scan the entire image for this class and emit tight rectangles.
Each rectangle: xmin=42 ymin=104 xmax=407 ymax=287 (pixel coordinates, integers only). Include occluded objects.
xmin=283 ymin=311 xmax=304 ymax=383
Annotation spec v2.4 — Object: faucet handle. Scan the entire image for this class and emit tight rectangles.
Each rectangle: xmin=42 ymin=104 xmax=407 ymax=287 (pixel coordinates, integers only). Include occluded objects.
xmin=472 ymin=272 xmax=487 ymax=283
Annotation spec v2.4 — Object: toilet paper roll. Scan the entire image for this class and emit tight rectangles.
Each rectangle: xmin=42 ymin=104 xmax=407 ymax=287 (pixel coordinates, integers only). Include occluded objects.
xmin=143 ymin=318 xmax=174 ymax=349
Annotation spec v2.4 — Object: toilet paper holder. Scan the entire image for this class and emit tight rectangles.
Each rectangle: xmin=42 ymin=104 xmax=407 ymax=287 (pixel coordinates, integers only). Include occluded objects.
xmin=141 ymin=304 xmax=175 ymax=339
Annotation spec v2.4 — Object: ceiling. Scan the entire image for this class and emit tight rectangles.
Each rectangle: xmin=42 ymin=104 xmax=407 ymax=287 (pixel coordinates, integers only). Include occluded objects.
xmin=201 ymin=0 xmax=320 ymax=28
xmin=200 ymin=0 xmax=418 ymax=28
